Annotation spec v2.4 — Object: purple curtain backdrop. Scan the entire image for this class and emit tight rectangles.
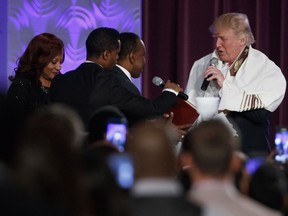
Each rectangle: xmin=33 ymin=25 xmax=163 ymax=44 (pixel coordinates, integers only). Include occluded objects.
xmin=142 ymin=0 xmax=288 ymax=144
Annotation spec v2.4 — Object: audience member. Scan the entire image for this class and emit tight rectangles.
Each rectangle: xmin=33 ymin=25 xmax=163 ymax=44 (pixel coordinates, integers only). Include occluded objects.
xmin=180 ymin=119 xmax=281 ymax=216
xmin=82 ymin=143 xmax=131 ymax=216
xmin=127 ymin=121 xmax=202 ymax=216
xmin=248 ymin=162 xmax=287 ymax=212
xmin=87 ymin=105 xmax=128 ymax=149
xmin=185 ymin=13 xmax=286 ymax=156
xmin=51 ymin=27 xmax=183 ymax=128
xmin=7 ymin=104 xmax=88 ymax=216
xmin=179 ymin=127 xmax=246 ymax=195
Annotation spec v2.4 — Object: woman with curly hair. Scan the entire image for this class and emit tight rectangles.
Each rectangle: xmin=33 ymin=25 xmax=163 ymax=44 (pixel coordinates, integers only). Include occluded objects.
xmin=7 ymin=32 xmax=64 ymax=121
xmin=3 ymin=33 xmax=65 ymax=164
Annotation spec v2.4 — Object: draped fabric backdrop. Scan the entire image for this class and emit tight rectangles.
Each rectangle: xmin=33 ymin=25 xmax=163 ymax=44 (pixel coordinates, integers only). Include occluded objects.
xmin=142 ymin=0 xmax=288 ymax=145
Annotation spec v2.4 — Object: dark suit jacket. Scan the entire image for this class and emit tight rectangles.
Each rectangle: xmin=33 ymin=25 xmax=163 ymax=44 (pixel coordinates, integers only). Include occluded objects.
xmin=51 ymin=63 xmax=177 ymax=128
xmin=112 ymin=65 xmax=141 ymax=96
xmin=131 ymin=196 xmax=202 ymax=216
xmin=112 ymin=66 xmax=144 ymax=126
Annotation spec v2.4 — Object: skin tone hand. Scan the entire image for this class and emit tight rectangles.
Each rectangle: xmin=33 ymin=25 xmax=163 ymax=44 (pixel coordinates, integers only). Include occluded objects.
xmin=164 ymin=80 xmax=183 ymax=93
xmin=204 ymin=66 xmax=225 ymax=88
xmin=163 ymin=112 xmax=192 ymax=142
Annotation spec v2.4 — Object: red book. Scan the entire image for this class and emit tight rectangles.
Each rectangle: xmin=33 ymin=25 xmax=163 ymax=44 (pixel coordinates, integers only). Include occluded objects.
xmin=166 ymin=99 xmax=199 ymax=125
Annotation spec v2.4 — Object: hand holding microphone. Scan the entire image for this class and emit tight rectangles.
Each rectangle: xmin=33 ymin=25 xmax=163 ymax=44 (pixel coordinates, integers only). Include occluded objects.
xmin=201 ymin=57 xmax=224 ymax=91
xmin=152 ymin=76 xmax=188 ymax=100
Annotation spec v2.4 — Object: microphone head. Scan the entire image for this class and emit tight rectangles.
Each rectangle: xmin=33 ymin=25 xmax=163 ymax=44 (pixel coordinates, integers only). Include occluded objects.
xmin=152 ymin=76 xmax=164 ymax=86
xmin=210 ymin=57 xmax=218 ymax=67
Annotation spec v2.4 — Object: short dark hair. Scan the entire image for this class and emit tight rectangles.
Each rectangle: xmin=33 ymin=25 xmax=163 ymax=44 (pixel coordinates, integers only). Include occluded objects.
xmin=86 ymin=27 xmax=120 ymax=58
xmin=182 ymin=119 xmax=234 ymax=177
xmin=118 ymin=32 xmax=141 ymax=61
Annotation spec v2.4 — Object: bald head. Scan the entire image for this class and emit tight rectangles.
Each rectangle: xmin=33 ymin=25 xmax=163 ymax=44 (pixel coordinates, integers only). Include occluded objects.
xmin=127 ymin=122 xmax=176 ymax=179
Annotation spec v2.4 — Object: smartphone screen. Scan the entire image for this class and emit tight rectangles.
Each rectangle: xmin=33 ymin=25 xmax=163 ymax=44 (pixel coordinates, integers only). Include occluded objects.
xmin=274 ymin=127 xmax=288 ymax=163
xmin=107 ymin=153 xmax=134 ymax=189
xmin=106 ymin=118 xmax=127 ymax=152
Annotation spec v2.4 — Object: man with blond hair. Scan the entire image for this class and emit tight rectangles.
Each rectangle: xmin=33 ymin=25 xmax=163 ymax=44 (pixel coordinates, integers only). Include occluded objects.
xmin=185 ymin=13 xmax=286 ymax=155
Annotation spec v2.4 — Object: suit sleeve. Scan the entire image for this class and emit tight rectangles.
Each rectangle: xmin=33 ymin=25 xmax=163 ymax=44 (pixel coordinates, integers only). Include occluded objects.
xmin=108 ymin=76 xmax=177 ymax=117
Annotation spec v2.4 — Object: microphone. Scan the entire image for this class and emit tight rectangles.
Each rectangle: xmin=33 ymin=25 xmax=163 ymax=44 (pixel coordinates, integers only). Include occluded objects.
xmin=152 ymin=76 xmax=189 ymax=100
xmin=200 ymin=57 xmax=219 ymax=91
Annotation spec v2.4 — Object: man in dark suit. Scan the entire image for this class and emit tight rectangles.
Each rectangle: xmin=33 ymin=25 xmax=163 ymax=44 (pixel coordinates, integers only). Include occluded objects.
xmin=50 ymin=27 xmax=182 ymax=128
xmin=127 ymin=121 xmax=202 ymax=216
xmin=114 ymin=32 xmax=192 ymax=139
xmin=112 ymin=32 xmax=144 ymax=96
xmin=112 ymin=32 xmax=145 ymax=126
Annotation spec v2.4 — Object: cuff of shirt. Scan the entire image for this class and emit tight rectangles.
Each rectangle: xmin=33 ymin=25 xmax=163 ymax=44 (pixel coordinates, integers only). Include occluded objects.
xmin=163 ymin=88 xmax=178 ymax=96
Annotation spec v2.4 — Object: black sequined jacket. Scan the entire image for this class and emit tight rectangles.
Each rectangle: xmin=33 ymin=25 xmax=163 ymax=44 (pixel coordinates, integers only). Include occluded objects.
xmin=6 ymin=76 xmax=50 ymax=124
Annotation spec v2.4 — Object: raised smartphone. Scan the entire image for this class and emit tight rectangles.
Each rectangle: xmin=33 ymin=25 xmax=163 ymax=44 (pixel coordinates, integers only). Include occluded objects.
xmin=106 ymin=117 xmax=127 ymax=152
xmin=274 ymin=127 xmax=288 ymax=164
xmin=107 ymin=153 xmax=134 ymax=189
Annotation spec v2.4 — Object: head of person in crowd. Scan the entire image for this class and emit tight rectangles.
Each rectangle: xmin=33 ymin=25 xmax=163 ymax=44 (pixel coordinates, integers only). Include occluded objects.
xmin=12 ymin=104 xmax=88 ymax=215
xmin=81 ymin=143 xmax=131 ymax=216
xmin=127 ymin=121 xmax=177 ymax=179
xmin=87 ymin=105 xmax=128 ymax=148
xmin=248 ymin=162 xmax=288 ymax=211
xmin=181 ymin=119 xmax=235 ymax=181
xmin=127 ymin=121 xmax=202 ymax=216
xmin=209 ymin=12 xmax=255 ymax=65
xmin=9 ymin=33 xmax=64 ymax=87
xmin=117 ymin=32 xmax=146 ymax=78
xmin=86 ymin=27 xmax=120 ymax=70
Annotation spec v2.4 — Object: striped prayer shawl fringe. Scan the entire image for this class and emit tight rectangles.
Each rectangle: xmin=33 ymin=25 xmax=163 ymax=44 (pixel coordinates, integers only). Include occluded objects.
xmin=240 ymin=92 xmax=264 ymax=111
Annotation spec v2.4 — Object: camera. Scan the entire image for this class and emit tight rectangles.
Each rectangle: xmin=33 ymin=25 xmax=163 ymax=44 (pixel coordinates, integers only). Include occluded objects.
xmin=107 ymin=153 xmax=134 ymax=189
xmin=106 ymin=117 xmax=127 ymax=152
xmin=274 ymin=127 xmax=288 ymax=163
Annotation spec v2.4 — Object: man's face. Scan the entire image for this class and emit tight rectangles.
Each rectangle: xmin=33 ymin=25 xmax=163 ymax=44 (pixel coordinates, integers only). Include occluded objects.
xmin=213 ymin=27 xmax=245 ymax=65
xmin=131 ymin=40 xmax=146 ymax=78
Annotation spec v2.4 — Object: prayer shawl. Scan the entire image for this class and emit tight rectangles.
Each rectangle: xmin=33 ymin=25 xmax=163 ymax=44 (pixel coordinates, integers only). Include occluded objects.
xmin=185 ymin=46 xmax=286 ymax=112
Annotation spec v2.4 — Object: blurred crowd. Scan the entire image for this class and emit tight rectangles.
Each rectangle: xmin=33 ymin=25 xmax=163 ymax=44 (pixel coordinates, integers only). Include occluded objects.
xmin=0 ymin=95 xmax=288 ymax=215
